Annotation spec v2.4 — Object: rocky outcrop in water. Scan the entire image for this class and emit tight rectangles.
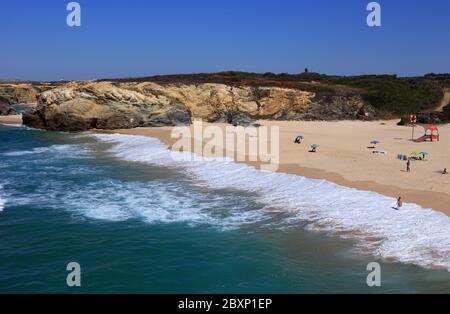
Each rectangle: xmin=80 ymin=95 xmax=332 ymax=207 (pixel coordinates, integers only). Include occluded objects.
xmin=23 ymin=81 xmax=372 ymax=131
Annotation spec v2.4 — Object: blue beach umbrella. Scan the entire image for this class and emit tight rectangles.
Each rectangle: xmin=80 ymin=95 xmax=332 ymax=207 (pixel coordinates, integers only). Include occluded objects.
xmin=311 ymin=144 xmax=320 ymax=149
xmin=370 ymin=140 xmax=380 ymax=145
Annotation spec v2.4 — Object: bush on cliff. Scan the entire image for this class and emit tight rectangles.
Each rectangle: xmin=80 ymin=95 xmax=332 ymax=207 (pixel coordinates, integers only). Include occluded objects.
xmin=332 ymin=75 xmax=443 ymax=115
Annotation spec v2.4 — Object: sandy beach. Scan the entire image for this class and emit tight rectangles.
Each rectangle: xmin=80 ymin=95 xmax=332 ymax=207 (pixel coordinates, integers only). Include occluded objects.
xmin=3 ymin=114 xmax=450 ymax=216
xmin=107 ymin=120 xmax=450 ymax=216
xmin=0 ymin=114 xmax=22 ymax=125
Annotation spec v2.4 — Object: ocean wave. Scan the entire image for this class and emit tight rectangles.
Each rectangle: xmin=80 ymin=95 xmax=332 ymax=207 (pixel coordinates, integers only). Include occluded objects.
xmin=0 ymin=123 xmax=24 ymax=128
xmin=92 ymin=133 xmax=450 ymax=271
xmin=0 ymin=185 xmax=5 ymax=212
xmin=8 ymin=178 xmax=270 ymax=229
xmin=3 ymin=144 xmax=90 ymax=157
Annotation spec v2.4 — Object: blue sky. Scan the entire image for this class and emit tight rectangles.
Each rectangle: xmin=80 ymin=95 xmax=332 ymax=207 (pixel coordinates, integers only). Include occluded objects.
xmin=0 ymin=0 xmax=449 ymax=81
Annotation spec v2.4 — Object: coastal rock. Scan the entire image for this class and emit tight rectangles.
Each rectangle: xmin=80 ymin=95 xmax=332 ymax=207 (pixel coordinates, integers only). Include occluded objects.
xmin=127 ymin=83 xmax=368 ymax=122
xmin=278 ymin=95 xmax=367 ymax=121
xmin=207 ymin=111 xmax=256 ymax=127
xmin=23 ymin=82 xmax=192 ymax=132
xmin=0 ymin=83 xmax=42 ymax=105
xmin=0 ymin=102 xmax=17 ymax=115
xmin=130 ymin=83 xmax=316 ymax=120
xmin=23 ymin=80 xmax=374 ymax=132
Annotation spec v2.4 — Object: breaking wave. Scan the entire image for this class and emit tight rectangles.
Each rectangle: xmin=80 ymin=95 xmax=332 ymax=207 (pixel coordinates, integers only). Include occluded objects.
xmin=92 ymin=133 xmax=450 ymax=271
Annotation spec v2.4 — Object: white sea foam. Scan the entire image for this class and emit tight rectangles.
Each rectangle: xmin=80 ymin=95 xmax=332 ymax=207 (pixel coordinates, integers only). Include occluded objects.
xmin=8 ymin=178 xmax=269 ymax=228
xmin=0 ymin=185 xmax=5 ymax=212
xmin=0 ymin=123 xmax=24 ymax=128
xmin=3 ymin=144 xmax=89 ymax=157
xmin=92 ymin=133 xmax=450 ymax=271
xmin=72 ymin=181 xmax=268 ymax=226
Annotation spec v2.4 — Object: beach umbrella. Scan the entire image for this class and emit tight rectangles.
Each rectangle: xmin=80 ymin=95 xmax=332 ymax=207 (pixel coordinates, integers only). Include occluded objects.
xmin=420 ymin=152 xmax=429 ymax=159
xmin=311 ymin=144 xmax=320 ymax=149
xmin=370 ymin=140 xmax=380 ymax=145
xmin=411 ymin=152 xmax=420 ymax=157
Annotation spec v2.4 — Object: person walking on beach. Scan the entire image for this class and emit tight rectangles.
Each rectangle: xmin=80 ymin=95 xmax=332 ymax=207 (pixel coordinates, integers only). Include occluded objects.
xmin=397 ymin=197 xmax=403 ymax=210
xmin=443 ymin=168 xmax=448 ymax=175
xmin=406 ymin=160 xmax=411 ymax=173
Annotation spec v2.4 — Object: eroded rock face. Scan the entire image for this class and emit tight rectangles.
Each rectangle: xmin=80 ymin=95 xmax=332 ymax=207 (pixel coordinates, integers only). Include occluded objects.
xmin=23 ymin=81 xmax=370 ymax=131
xmin=0 ymin=84 xmax=42 ymax=105
xmin=0 ymin=102 xmax=16 ymax=115
xmin=23 ymin=82 xmax=192 ymax=132
xmin=129 ymin=82 xmax=316 ymax=120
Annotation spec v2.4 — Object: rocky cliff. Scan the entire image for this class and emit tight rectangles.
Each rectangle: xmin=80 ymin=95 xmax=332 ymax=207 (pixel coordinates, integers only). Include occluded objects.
xmin=0 ymin=83 xmax=47 ymax=105
xmin=23 ymin=80 xmax=372 ymax=131
xmin=23 ymin=82 xmax=191 ymax=131
xmin=0 ymin=102 xmax=16 ymax=115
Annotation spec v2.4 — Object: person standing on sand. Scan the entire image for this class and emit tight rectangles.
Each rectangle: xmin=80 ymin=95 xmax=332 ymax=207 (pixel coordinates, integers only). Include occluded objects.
xmin=443 ymin=168 xmax=448 ymax=175
xmin=406 ymin=160 xmax=411 ymax=173
xmin=397 ymin=197 xmax=403 ymax=210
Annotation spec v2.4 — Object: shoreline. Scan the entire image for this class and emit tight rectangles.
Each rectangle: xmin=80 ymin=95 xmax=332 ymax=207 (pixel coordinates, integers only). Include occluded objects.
xmin=101 ymin=120 xmax=450 ymax=217
xmin=2 ymin=115 xmax=449 ymax=216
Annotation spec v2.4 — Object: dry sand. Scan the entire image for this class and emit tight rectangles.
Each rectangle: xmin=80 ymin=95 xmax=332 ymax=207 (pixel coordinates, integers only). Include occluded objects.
xmin=0 ymin=114 xmax=22 ymax=124
xmin=109 ymin=120 xmax=450 ymax=216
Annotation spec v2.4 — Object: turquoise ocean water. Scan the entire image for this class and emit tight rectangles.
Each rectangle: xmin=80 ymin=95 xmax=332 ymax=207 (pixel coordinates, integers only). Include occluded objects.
xmin=0 ymin=123 xmax=449 ymax=293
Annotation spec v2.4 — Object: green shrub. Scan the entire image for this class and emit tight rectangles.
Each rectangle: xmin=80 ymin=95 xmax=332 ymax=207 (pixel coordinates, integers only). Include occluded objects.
xmin=331 ymin=76 xmax=443 ymax=115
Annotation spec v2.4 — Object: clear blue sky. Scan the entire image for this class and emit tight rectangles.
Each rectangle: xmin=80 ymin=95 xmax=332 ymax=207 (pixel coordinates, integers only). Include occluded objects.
xmin=1 ymin=0 xmax=449 ymax=81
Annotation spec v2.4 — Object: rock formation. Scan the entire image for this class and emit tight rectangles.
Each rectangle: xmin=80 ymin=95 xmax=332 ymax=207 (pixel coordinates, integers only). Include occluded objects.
xmin=23 ymin=82 xmax=191 ymax=132
xmin=0 ymin=102 xmax=16 ymax=115
xmin=23 ymin=81 xmax=371 ymax=131
xmin=0 ymin=83 xmax=43 ymax=105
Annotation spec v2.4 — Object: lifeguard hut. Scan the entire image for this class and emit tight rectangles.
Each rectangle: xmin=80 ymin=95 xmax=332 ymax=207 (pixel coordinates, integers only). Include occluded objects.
xmin=415 ymin=124 xmax=440 ymax=142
